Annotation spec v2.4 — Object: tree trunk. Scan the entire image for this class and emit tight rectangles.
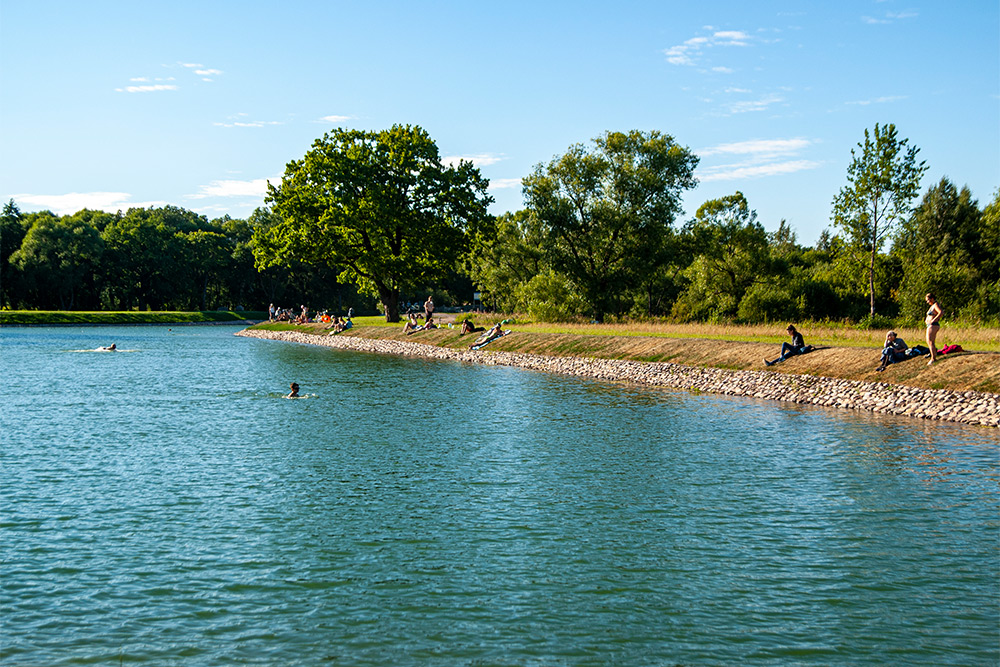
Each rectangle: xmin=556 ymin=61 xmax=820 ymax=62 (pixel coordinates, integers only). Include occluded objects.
xmin=379 ymin=286 xmax=400 ymax=322
xmin=868 ymin=248 xmax=876 ymax=316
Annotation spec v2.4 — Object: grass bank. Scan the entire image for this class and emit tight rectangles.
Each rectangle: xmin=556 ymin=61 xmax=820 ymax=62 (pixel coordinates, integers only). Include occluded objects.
xmin=251 ymin=319 xmax=1000 ymax=394
xmin=1 ymin=310 xmax=266 ymax=326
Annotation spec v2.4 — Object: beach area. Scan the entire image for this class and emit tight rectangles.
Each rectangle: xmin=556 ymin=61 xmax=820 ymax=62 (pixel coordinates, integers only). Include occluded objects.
xmin=236 ymin=326 xmax=1000 ymax=428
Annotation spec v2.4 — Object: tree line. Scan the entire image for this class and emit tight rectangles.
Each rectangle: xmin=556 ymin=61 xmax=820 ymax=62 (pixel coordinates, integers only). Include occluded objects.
xmin=2 ymin=123 xmax=997 ymax=325
xmin=0 ymin=203 xmax=381 ymax=313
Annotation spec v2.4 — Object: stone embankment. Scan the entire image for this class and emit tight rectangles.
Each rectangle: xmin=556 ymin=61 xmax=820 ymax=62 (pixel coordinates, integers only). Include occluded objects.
xmin=236 ymin=329 xmax=999 ymax=428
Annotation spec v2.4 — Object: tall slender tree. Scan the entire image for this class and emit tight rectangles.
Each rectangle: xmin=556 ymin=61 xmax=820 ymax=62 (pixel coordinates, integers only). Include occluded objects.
xmin=831 ymin=123 xmax=927 ymax=316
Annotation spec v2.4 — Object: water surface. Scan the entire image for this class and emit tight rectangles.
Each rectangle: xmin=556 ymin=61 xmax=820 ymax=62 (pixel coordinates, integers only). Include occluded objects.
xmin=2 ymin=326 xmax=997 ymax=665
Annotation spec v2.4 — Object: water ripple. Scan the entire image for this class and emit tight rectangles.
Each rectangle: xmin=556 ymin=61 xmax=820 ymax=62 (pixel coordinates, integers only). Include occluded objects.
xmin=1 ymin=326 xmax=997 ymax=665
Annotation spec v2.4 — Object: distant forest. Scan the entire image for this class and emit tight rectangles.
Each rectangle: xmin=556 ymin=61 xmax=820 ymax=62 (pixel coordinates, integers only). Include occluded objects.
xmin=2 ymin=177 xmax=997 ymax=325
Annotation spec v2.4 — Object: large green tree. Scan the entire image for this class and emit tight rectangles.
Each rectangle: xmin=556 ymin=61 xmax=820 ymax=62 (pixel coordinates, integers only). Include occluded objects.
xmin=831 ymin=123 xmax=928 ymax=316
xmin=523 ymin=129 xmax=698 ymax=321
xmin=255 ymin=124 xmax=492 ymax=321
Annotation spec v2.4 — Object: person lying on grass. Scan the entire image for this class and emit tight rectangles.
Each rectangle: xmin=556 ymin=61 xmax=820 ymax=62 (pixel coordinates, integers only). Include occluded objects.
xmin=764 ymin=325 xmax=813 ymax=366
xmin=469 ymin=320 xmax=509 ymax=349
xmin=460 ymin=319 xmax=484 ymax=335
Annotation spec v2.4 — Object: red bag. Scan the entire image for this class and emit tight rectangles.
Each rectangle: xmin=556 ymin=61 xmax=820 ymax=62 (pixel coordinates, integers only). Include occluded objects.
xmin=939 ymin=344 xmax=963 ymax=355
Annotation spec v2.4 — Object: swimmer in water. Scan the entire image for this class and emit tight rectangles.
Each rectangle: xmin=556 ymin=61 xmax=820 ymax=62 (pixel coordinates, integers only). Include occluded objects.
xmin=286 ymin=382 xmax=300 ymax=398
xmin=99 ymin=343 xmax=117 ymax=351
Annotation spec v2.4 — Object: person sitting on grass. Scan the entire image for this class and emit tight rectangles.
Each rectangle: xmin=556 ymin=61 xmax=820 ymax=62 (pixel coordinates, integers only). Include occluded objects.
xmin=764 ymin=325 xmax=811 ymax=366
xmin=402 ymin=313 xmax=420 ymax=334
xmin=876 ymin=330 xmax=908 ymax=372
xmin=329 ymin=316 xmax=352 ymax=334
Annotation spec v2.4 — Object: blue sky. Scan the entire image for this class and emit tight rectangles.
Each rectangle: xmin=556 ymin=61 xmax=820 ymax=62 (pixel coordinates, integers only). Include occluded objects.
xmin=2 ymin=0 xmax=997 ymax=244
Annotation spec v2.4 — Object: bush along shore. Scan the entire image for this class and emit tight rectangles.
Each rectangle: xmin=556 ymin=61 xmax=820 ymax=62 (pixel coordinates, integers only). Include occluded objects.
xmin=236 ymin=328 xmax=999 ymax=428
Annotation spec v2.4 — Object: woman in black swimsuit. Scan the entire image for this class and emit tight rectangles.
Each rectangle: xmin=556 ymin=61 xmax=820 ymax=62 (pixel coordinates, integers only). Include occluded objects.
xmin=924 ymin=293 xmax=943 ymax=366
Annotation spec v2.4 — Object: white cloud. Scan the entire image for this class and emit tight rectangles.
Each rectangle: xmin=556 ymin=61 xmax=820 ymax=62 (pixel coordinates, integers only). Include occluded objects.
xmin=700 ymin=138 xmax=811 ymax=158
xmin=699 ymin=160 xmax=822 ymax=182
xmin=442 ymin=153 xmax=504 ymax=168
xmin=713 ymin=30 xmax=751 ymax=44
xmin=488 ymin=178 xmax=522 ymax=190
xmin=180 ymin=62 xmax=203 ymax=69
xmin=697 ymin=137 xmax=820 ymax=182
xmin=116 ymin=84 xmax=178 ymax=93
xmin=11 ymin=192 xmax=166 ymax=215
xmin=863 ymin=9 xmax=918 ymax=24
xmin=846 ymin=95 xmax=906 ymax=106
xmin=318 ymin=115 xmax=353 ymax=123
xmin=213 ymin=119 xmax=283 ymax=128
xmin=195 ymin=68 xmax=223 ymax=76
xmin=725 ymin=94 xmax=784 ymax=114
xmin=664 ymin=29 xmax=754 ymax=67
xmin=187 ymin=178 xmax=272 ymax=200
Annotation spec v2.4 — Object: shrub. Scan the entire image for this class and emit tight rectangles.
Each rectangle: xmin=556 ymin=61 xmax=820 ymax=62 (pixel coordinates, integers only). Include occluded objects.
xmin=513 ymin=270 xmax=587 ymax=322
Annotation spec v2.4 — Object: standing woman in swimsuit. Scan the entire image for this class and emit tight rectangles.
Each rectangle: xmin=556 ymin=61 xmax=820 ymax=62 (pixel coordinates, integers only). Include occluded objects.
xmin=924 ymin=293 xmax=943 ymax=365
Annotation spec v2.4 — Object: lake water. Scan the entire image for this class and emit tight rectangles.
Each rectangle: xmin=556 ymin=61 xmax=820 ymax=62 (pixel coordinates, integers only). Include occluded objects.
xmin=1 ymin=325 xmax=997 ymax=665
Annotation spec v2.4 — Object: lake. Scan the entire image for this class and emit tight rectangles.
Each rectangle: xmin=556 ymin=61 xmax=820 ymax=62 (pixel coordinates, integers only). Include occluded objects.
xmin=1 ymin=325 xmax=997 ymax=665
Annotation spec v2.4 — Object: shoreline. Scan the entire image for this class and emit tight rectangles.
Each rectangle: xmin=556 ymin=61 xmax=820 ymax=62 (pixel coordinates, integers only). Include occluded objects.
xmin=0 ymin=320 xmax=262 ymax=328
xmin=236 ymin=328 xmax=999 ymax=428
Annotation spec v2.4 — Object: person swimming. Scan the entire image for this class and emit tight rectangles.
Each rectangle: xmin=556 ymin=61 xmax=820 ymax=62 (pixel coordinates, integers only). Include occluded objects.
xmin=98 ymin=343 xmax=117 ymax=351
xmin=286 ymin=382 xmax=300 ymax=398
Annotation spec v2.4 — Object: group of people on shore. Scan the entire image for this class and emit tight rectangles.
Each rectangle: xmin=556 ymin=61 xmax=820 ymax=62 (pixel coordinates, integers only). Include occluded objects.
xmin=269 ymin=303 xmax=354 ymax=328
xmin=764 ymin=293 xmax=949 ymax=371
xmin=268 ymin=304 xmax=309 ymax=323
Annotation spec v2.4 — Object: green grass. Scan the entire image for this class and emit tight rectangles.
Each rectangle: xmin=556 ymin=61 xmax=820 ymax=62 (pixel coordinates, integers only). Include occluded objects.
xmin=0 ymin=310 xmax=266 ymax=325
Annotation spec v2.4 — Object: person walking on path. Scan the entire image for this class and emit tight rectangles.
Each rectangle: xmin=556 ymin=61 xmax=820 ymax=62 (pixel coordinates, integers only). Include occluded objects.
xmin=925 ymin=293 xmax=943 ymax=365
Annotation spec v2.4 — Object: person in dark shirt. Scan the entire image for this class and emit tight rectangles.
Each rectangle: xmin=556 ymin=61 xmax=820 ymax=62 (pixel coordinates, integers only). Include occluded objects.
xmin=764 ymin=325 xmax=809 ymax=366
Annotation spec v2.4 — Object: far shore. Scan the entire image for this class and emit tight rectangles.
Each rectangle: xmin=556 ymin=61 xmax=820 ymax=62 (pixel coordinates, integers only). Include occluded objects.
xmin=0 ymin=310 xmax=267 ymax=326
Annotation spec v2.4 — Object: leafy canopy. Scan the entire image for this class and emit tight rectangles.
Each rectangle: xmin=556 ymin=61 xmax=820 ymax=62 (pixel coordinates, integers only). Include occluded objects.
xmin=523 ymin=129 xmax=698 ymax=321
xmin=255 ymin=124 xmax=492 ymax=320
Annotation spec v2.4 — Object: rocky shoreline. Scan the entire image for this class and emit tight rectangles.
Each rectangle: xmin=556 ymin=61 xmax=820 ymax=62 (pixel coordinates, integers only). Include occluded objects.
xmin=236 ymin=329 xmax=999 ymax=428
